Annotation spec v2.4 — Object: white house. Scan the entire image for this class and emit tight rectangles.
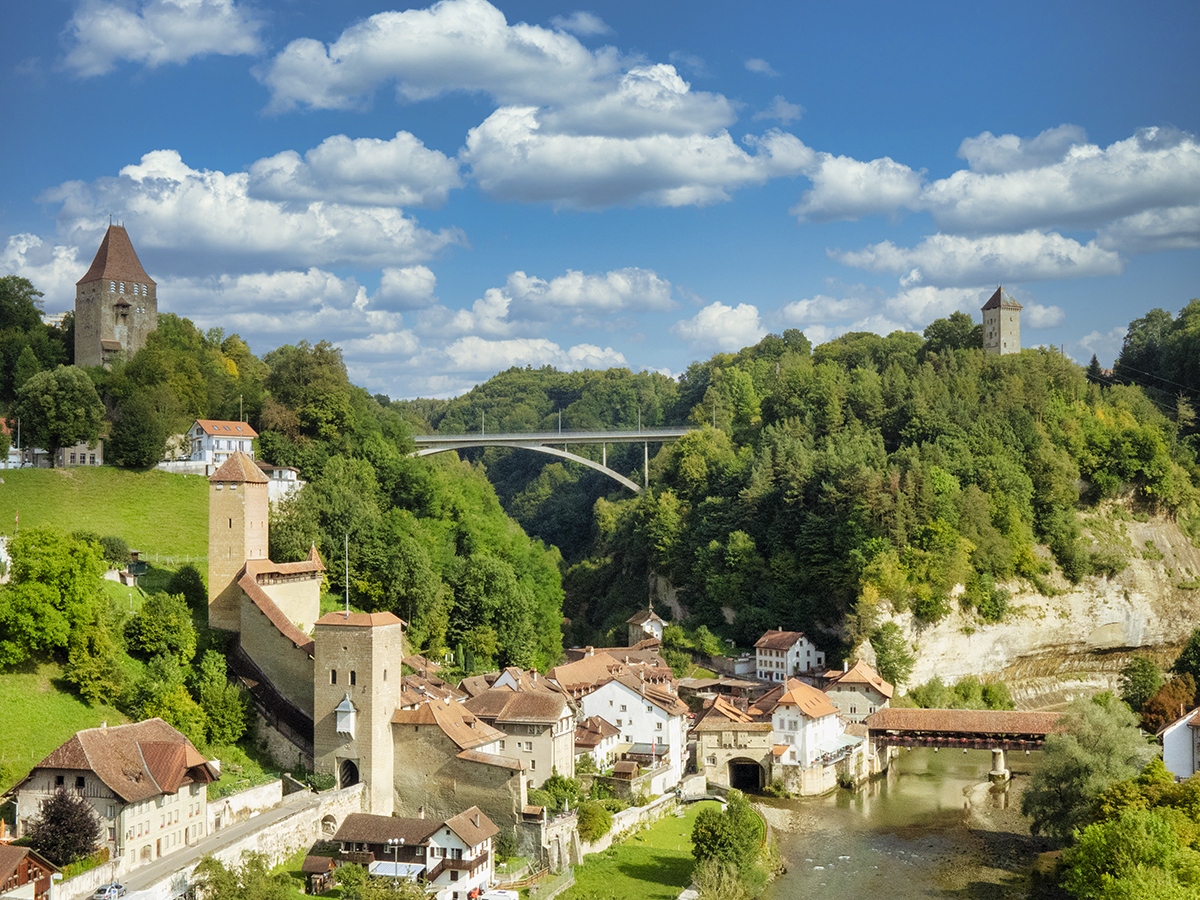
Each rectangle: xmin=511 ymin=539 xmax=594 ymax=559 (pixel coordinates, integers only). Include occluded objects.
xmin=754 ymin=629 xmax=826 ymax=682
xmin=187 ymin=419 xmax=257 ymax=467
xmin=1160 ymin=707 xmax=1200 ymax=780
xmin=626 ymin=608 xmax=666 ymax=646
xmin=821 ymin=659 xmax=894 ymax=723
xmin=575 ymin=715 xmax=621 ymax=770
xmin=255 ymin=461 xmax=304 ymax=504
xmin=770 ymin=679 xmax=843 ymax=768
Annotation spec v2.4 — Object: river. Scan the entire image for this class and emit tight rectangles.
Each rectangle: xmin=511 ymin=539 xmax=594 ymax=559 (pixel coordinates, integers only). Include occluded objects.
xmin=759 ymin=748 xmax=1047 ymax=899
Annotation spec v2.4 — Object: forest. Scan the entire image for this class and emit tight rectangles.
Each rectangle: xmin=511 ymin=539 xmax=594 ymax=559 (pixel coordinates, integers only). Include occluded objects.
xmin=3 ymin=270 xmax=1200 ymax=681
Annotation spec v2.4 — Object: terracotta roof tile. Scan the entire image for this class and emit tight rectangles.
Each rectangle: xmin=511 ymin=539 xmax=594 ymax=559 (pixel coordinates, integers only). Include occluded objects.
xmin=391 ymin=699 xmax=506 ymax=751
xmin=575 ymin=715 xmax=620 ymax=749
xmin=691 ymin=696 xmax=772 ymax=732
xmin=864 ymin=708 xmax=1063 ymax=735
xmin=238 ymin=568 xmax=315 ymax=655
xmin=754 ymin=629 xmax=810 ymax=651
xmin=315 ymin=611 xmax=403 ymax=628
xmin=774 ymin=679 xmax=838 ymax=719
xmin=209 ymin=452 xmax=268 ymax=484
xmin=445 ymin=806 xmax=499 ymax=846
xmin=455 ymin=748 xmax=524 ymax=770
xmin=333 ymin=813 xmax=441 ymax=846
xmin=626 ymin=609 xmax=665 ymax=625
xmin=824 ymin=660 xmax=894 ymax=700
xmin=301 ymin=856 xmax=335 ymax=874
xmin=76 ymin=226 xmax=154 ymax=287
xmin=193 ymin=419 xmax=259 ymax=439
xmin=464 ymin=688 xmax=568 ymax=725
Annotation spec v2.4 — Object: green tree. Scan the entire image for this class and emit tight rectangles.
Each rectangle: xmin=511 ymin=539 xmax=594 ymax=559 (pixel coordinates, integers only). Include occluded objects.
xmin=192 ymin=852 xmax=294 ymax=900
xmin=166 ymin=564 xmax=207 ymax=609
xmin=107 ymin=391 xmax=170 ymax=468
xmin=1061 ymin=806 xmax=1200 ymax=900
xmin=65 ymin=614 xmax=127 ymax=705
xmin=9 ymin=366 xmax=104 ymax=466
xmin=126 ymin=592 xmax=197 ymax=664
xmin=0 ymin=275 xmax=44 ymax=332
xmin=1174 ymin=629 xmax=1200 ymax=683
xmin=1021 ymin=694 xmax=1157 ymax=842
xmin=193 ymin=650 xmax=247 ymax=746
xmin=577 ymin=799 xmax=613 ymax=841
xmin=870 ymin=623 xmax=914 ymax=687
xmin=12 ymin=345 xmax=42 ymax=391
xmin=922 ymin=311 xmax=982 ymax=355
xmin=1120 ymin=655 xmax=1165 ymax=713
xmin=26 ymin=787 xmax=101 ymax=866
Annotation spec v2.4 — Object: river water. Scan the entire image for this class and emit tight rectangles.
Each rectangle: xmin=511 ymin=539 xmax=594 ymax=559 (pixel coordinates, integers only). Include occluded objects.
xmin=760 ymin=748 xmax=1045 ymax=900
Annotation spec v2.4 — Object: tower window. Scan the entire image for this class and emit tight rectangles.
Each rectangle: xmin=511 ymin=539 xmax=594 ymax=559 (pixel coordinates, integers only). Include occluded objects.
xmin=110 ymin=281 xmax=115 ymax=292
xmin=350 ymin=671 xmax=357 ymax=686
xmin=119 ymin=282 xmax=125 ymax=293
xmin=331 ymin=670 xmax=337 ymax=685
xmin=383 ymin=669 xmax=387 ymax=682
xmin=229 ymin=518 xmax=232 ymax=528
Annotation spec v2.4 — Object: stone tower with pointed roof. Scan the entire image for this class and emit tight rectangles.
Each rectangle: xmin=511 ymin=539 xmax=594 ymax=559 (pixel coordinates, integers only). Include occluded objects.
xmin=74 ymin=225 xmax=158 ymax=367
xmin=208 ymin=453 xmax=271 ymax=631
xmin=981 ymin=286 xmax=1021 ymax=355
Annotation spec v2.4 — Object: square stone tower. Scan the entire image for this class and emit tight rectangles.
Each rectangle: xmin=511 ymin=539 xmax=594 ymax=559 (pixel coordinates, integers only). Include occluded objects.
xmin=982 ymin=286 xmax=1022 ymax=355
xmin=313 ymin=612 xmax=405 ymax=815
xmin=208 ymin=453 xmax=270 ymax=632
xmin=75 ymin=225 xmax=158 ymax=367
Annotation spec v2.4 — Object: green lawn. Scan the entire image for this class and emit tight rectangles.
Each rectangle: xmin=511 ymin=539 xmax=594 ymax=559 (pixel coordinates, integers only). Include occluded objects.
xmin=0 ymin=661 xmax=127 ymax=792
xmin=560 ymin=801 xmax=719 ymax=900
xmin=0 ymin=467 xmax=208 ymax=567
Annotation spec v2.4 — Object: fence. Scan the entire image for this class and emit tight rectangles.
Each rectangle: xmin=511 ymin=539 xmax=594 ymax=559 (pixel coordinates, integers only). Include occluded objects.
xmin=529 ymin=867 xmax=575 ymax=900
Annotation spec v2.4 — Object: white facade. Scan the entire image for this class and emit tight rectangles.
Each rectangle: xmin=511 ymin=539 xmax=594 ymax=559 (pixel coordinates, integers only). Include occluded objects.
xmin=426 ymin=826 xmax=493 ymax=900
xmin=188 ymin=420 xmax=256 ymax=467
xmin=576 ymin=680 xmax=687 ymax=788
xmin=1161 ymin=709 xmax=1200 ymax=781
xmin=772 ymin=703 xmax=842 ymax=768
xmin=755 ymin=635 xmax=825 ymax=682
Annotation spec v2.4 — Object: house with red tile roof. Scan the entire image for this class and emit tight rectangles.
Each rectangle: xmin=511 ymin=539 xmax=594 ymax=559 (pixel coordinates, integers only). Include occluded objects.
xmin=12 ymin=719 xmax=216 ymax=870
xmin=0 ymin=845 xmax=58 ymax=900
xmin=753 ymin=628 xmax=826 ymax=682
xmin=820 ymin=660 xmax=894 ymax=723
xmin=187 ymin=419 xmax=258 ymax=468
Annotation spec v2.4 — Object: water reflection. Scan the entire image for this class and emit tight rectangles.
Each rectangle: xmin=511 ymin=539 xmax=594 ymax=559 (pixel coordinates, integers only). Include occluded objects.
xmin=762 ymin=748 xmax=1039 ymax=899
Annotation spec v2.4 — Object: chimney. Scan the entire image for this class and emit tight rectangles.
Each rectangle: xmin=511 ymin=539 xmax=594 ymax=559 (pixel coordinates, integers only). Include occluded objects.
xmin=473 ymin=813 xmax=480 ymax=827
xmin=585 ymin=646 xmax=594 ymax=657
xmin=418 ymin=806 xmax=425 ymax=819
xmin=843 ymin=660 xmax=848 ymax=673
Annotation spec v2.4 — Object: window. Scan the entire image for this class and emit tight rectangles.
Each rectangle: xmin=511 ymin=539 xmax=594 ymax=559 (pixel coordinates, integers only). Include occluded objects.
xmin=655 ymin=722 xmax=662 ymax=731
xmin=110 ymin=281 xmax=116 ymax=292
xmin=350 ymin=671 xmax=357 ymax=686
xmin=498 ymin=740 xmax=505 ymax=750
xmin=530 ymin=759 xmax=536 ymax=770
xmin=120 ymin=282 xmax=125 ymax=293
xmin=383 ymin=669 xmax=387 ymax=682
xmin=76 ymin=776 xmax=85 ymax=789
xmin=615 ymin=719 xmax=622 ymax=727
xmin=331 ymin=670 xmax=337 ymax=685
xmin=620 ymin=704 xmax=627 ymax=712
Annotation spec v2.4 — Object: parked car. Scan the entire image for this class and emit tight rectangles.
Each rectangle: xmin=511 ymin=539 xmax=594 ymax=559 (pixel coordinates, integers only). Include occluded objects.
xmin=93 ymin=884 xmax=127 ymax=899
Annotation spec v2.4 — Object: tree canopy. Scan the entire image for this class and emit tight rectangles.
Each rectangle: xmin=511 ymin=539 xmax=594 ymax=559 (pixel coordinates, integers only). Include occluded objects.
xmin=8 ymin=366 xmax=104 ymax=464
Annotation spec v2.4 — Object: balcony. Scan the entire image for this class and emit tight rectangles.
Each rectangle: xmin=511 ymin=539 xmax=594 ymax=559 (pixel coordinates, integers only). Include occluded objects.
xmin=426 ymin=849 xmax=488 ymax=881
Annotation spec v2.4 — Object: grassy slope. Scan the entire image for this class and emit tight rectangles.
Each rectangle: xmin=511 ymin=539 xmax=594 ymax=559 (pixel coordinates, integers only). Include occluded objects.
xmin=0 ymin=662 xmax=127 ymax=792
xmin=561 ymin=801 xmax=720 ymax=900
xmin=0 ymin=467 xmax=208 ymax=568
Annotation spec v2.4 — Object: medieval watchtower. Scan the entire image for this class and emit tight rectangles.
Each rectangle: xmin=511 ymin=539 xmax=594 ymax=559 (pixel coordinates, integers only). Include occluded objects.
xmin=208 ymin=454 xmax=270 ymax=632
xmin=981 ymin=286 xmax=1022 ymax=355
xmin=75 ymin=225 xmax=158 ymax=367
xmin=313 ymin=611 xmax=405 ymax=814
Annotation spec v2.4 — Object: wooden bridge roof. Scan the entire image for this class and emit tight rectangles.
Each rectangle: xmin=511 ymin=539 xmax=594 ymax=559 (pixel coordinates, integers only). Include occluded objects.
xmin=865 ymin=708 xmax=1063 ymax=737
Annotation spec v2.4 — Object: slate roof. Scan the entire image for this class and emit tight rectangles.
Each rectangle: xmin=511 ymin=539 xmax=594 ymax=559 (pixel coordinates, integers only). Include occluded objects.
xmin=209 ymin=451 xmax=268 ymax=484
xmin=76 ymin=225 xmax=155 ymax=286
xmin=864 ymin=708 xmax=1063 ymax=735
xmin=28 ymin=719 xmax=215 ymax=804
xmin=823 ymin=660 xmax=894 ymax=700
xmin=774 ymin=679 xmax=839 ymax=720
xmin=445 ymin=806 xmax=499 ymax=846
xmin=754 ymin=629 xmax=811 ymax=651
xmin=981 ymin=286 xmax=1022 ymax=311
xmin=193 ymin=419 xmax=259 ymax=439
xmin=333 ymin=813 xmax=441 ymax=846
xmin=463 ymin=688 xmax=568 ymax=725
xmin=391 ymin=699 xmax=506 ymax=751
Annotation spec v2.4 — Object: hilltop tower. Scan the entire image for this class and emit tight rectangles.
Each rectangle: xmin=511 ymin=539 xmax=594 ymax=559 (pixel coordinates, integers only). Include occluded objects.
xmin=313 ymin=611 xmax=405 ymax=814
xmin=981 ymin=286 xmax=1022 ymax=355
xmin=208 ymin=454 xmax=270 ymax=632
xmin=75 ymin=225 xmax=158 ymax=367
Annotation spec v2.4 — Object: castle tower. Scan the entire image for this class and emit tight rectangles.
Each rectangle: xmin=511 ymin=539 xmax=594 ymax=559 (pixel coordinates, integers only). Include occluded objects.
xmin=981 ymin=286 xmax=1022 ymax=355
xmin=313 ymin=611 xmax=405 ymax=815
xmin=75 ymin=225 xmax=158 ymax=367
xmin=207 ymin=453 xmax=269 ymax=632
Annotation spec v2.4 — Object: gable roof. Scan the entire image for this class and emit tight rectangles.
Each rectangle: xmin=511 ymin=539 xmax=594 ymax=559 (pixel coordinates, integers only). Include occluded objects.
xmin=463 ymin=688 xmax=569 ymax=725
xmin=315 ymin=610 xmax=403 ymax=628
xmin=626 ymin=609 xmax=665 ymax=626
xmin=609 ymin=673 xmax=690 ymax=717
xmin=549 ymin=650 xmax=672 ymax=696
xmin=691 ymin=696 xmax=772 ymax=732
xmin=391 ymin=699 xmax=506 ymax=751
xmin=76 ymin=225 xmax=155 ymax=287
xmin=773 ymin=679 xmax=839 ymax=720
xmin=981 ymin=286 xmax=1022 ymax=311
xmin=28 ymin=719 xmax=214 ymax=804
xmin=575 ymin=715 xmax=620 ymax=749
xmin=754 ymin=629 xmax=811 ymax=651
xmin=824 ymin=660 xmax=894 ymax=700
xmin=209 ymin=451 xmax=268 ymax=484
xmin=333 ymin=812 xmax=441 ymax=846
xmin=238 ymin=567 xmax=315 ymax=655
xmin=193 ymin=419 xmax=259 ymax=439
xmin=444 ymin=806 xmax=499 ymax=846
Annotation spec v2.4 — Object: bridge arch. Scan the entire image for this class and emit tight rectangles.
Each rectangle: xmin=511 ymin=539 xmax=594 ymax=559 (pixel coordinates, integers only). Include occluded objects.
xmin=413 ymin=442 xmax=643 ymax=493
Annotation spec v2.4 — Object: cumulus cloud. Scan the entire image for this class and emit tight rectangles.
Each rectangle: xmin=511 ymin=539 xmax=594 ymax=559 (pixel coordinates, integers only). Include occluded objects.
xmin=504 ymin=267 xmax=673 ymax=316
xmin=1024 ymin=302 xmax=1066 ymax=328
xmin=550 ymin=11 xmax=612 ymax=36
xmin=1 ymin=234 xmax=87 ymax=312
xmin=791 ymin=153 xmax=923 ymax=221
xmin=957 ymin=125 xmax=1089 ymax=174
xmin=1097 ymin=204 xmax=1200 ymax=253
xmin=882 ymin=286 xmax=987 ymax=328
xmin=753 ymin=96 xmax=803 ymax=125
xmin=248 ymin=132 xmax=462 ymax=208
xmin=64 ymin=0 xmax=263 ymax=77
xmin=833 ymin=231 xmax=1123 ymax=286
xmin=44 ymin=149 xmax=461 ymax=275
xmin=744 ymin=58 xmax=779 ymax=76
xmin=777 ymin=294 xmax=872 ymax=324
xmin=376 ymin=266 xmax=438 ymax=309
xmin=672 ymin=301 xmax=765 ymax=351
xmin=260 ymin=0 xmax=619 ymax=112
xmin=441 ymin=336 xmax=626 ymax=373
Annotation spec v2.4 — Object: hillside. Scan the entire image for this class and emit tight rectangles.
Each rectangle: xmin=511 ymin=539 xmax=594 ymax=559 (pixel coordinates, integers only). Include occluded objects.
xmin=0 ymin=467 xmax=207 ymax=565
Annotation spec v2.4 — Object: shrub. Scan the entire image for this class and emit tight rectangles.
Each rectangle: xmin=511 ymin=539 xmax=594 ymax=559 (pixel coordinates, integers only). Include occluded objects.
xmin=99 ymin=535 xmax=130 ymax=567
xmin=27 ymin=787 xmax=101 ymax=866
xmin=577 ymin=800 xmax=613 ymax=842
xmin=166 ymin=564 xmax=207 ymax=609
xmin=493 ymin=829 xmax=517 ymax=861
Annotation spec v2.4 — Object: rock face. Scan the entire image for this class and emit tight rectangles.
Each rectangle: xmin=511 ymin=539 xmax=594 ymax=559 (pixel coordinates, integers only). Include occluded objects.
xmin=864 ymin=512 xmax=1200 ymax=708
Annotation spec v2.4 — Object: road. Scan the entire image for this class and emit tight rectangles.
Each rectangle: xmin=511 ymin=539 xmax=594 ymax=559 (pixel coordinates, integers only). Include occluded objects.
xmin=115 ymin=790 xmax=322 ymax=897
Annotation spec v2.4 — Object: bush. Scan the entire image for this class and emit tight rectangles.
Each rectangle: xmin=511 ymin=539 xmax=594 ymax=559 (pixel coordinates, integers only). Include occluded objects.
xmin=99 ymin=535 xmax=130 ymax=567
xmin=166 ymin=565 xmax=207 ymax=609
xmin=761 ymin=779 xmax=792 ymax=798
xmin=126 ymin=592 xmax=197 ymax=664
xmin=494 ymin=829 xmax=517 ymax=861
xmin=577 ymin=800 xmax=613 ymax=842
xmin=27 ymin=787 xmax=101 ymax=866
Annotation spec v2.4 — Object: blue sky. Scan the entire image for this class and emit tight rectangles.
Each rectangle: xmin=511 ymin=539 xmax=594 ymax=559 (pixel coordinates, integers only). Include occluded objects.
xmin=2 ymin=0 xmax=1198 ymax=398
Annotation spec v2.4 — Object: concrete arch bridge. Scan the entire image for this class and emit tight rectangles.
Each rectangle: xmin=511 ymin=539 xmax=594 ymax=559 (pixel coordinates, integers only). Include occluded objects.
xmin=411 ymin=427 xmax=694 ymax=493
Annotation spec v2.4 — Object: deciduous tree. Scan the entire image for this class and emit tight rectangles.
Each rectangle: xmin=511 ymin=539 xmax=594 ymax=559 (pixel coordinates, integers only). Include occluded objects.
xmin=9 ymin=365 xmax=104 ymax=466
xmin=27 ymin=787 xmax=100 ymax=866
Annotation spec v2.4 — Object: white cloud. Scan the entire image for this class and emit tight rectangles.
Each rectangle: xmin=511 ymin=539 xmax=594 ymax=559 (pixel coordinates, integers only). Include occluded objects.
xmin=376 ymin=266 xmax=438 ymax=310
xmin=64 ymin=0 xmax=263 ymax=77
xmin=1025 ymin=303 xmax=1066 ymax=328
xmin=1097 ymin=204 xmax=1200 ymax=253
xmin=672 ymin=301 xmax=765 ymax=351
xmin=441 ymin=336 xmax=626 ymax=373
xmin=1076 ymin=327 xmax=1127 ymax=367
xmin=777 ymin=294 xmax=871 ymax=325
xmin=550 ymin=11 xmax=612 ymax=36
xmin=0 ymin=234 xmax=86 ymax=312
xmin=505 ymin=267 xmax=673 ymax=316
xmin=744 ymin=58 xmax=779 ymax=76
xmin=791 ymin=153 xmax=923 ymax=221
xmin=753 ymin=96 xmax=803 ymax=125
xmin=882 ymin=286 xmax=986 ymax=328
xmin=248 ymin=132 xmax=462 ymax=208
xmin=833 ymin=230 xmax=1123 ymax=286
xmin=957 ymin=125 xmax=1089 ymax=174
xmin=44 ymin=150 xmax=462 ymax=275
xmin=261 ymin=0 xmax=619 ymax=112
xmin=464 ymin=110 xmax=811 ymax=208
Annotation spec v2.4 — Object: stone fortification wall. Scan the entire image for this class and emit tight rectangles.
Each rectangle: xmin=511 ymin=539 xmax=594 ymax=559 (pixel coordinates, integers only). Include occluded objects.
xmin=239 ymin=593 xmax=315 ymax=716
xmin=207 ymin=780 xmax=283 ymax=831
xmin=577 ymin=793 xmax=678 ymax=857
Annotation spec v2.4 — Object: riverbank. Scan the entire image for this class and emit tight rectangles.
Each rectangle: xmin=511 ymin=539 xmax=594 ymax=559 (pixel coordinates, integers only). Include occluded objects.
xmin=558 ymin=800 xmax=720 ymax=900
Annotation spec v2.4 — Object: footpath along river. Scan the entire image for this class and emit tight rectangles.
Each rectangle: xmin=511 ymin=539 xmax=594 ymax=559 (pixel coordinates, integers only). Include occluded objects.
xmin=758 ymin=748 xmax=1048 ymax=899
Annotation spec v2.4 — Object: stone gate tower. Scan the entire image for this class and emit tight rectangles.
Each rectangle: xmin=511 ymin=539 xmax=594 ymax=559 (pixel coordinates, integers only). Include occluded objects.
xmin=75 ymin=225 xmax=158 ymax=367
xmin=981 ymin=286 xmax=1022 ymax=355
xmin=313 ymin=611 xmax=405 ymax=814
xmin=208 ymin=454 xmax=270 ymax=632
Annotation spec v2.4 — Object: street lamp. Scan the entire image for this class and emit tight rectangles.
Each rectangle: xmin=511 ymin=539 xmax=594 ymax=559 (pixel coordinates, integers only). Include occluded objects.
xmin=386 ymin=837 xmax=404 ymax=887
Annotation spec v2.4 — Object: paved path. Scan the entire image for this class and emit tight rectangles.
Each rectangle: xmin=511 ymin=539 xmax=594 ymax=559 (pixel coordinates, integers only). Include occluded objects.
xmin=117 ymin=790 xmax=321 ymax=895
